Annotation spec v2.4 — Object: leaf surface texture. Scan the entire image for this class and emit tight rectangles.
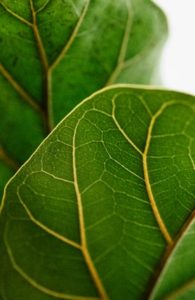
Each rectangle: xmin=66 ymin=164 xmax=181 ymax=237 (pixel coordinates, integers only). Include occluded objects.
xmin=0 ymin=0 xmax=167 ymax=197
xmin=0 ymin=86 xmax=195 ymax=300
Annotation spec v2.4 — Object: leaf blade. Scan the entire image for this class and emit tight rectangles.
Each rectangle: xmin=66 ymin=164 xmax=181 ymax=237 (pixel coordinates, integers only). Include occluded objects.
xmin=0 ymin=0 xmax=167 ymax=198
xmin=1 ymin=85 xmax=195 ymax=299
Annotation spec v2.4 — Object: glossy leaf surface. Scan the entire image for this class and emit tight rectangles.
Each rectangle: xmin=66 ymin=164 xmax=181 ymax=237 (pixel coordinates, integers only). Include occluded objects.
xmin=0 ymin=0 xmax=167 ymax=197
xmin=0 ymin=86 xmax=195 ymax=300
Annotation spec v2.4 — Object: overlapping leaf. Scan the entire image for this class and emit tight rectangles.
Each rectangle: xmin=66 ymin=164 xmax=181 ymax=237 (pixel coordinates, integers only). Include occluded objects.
xmin=0 ymin=86 xmax=195 ymax=299
xmin=150 ymin=214 xmax=195 ymax=300
xmin=0 ymin=0 xmax=167 ymax=198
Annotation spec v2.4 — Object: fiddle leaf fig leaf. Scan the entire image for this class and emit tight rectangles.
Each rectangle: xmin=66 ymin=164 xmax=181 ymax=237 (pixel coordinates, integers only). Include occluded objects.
xmin=0 ymin=86 xmax=195 ymax=300
xmin=150 ymin=214 xmax=195 ymax=300
xmin=0 ymin=0 xmax=167 ymax=198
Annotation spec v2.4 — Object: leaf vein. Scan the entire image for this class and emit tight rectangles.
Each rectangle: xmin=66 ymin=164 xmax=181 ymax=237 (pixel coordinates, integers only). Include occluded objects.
xmin=0 ymin=2 xmax=32 ymax=27
xmin=73 ymin=115 xmax=109 ymax=300
xmin=4 ymin=228 xmax=98 ymax=300
xmin=105 ymin=2 xmax=133 ymax=85
xmin=0 ymin=64 xmax=42 ymax=112
xmin=50 ymin=0 xmax=90 ymax=71
xmin=143 ymin=101 xmax=176 ymax=245
xmin=111 ymin=95 xmax=143 ymax=155
xmin=17 ymin=184 xmax=81 ymax=249
xmin=36 ymin=0 xmax=50 ymax=14
xmin=0 ymin=146 xmax=19 ymax=171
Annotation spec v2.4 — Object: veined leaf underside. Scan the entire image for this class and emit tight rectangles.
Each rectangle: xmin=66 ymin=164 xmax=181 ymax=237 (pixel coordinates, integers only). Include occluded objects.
xmin=1 ymin=86 xmax=195 ymax=299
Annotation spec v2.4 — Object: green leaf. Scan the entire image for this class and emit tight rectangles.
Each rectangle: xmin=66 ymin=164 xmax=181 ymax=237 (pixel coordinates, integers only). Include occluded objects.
xmin=0 ymin=85 xmax=195 ymax=300
xmin=0 ymin=0 xmax=167 ymax=198
xmin=150 ymin=214 xmax=195 ymax=300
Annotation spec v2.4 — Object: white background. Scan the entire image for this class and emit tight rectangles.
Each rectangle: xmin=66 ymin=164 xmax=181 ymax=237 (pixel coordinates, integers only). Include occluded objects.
xmin=154 ymin=0 xmax=195 ymax=95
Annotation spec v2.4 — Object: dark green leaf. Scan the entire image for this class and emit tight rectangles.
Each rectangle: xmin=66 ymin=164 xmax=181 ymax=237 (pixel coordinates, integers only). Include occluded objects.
xmin=0 ymin=86 xmax=194 ymax=300
xmin=0 ymin=0 xmax=167 ymax=198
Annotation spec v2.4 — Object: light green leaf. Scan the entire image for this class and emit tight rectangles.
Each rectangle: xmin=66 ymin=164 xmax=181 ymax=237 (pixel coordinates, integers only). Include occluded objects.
xmin=0 ymin=0 xmax=167 ymax=198
xmin=0 ymin=85 xmax=195 ymax=300
xmin=150 ymin=214 xmax=195 ymax=300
